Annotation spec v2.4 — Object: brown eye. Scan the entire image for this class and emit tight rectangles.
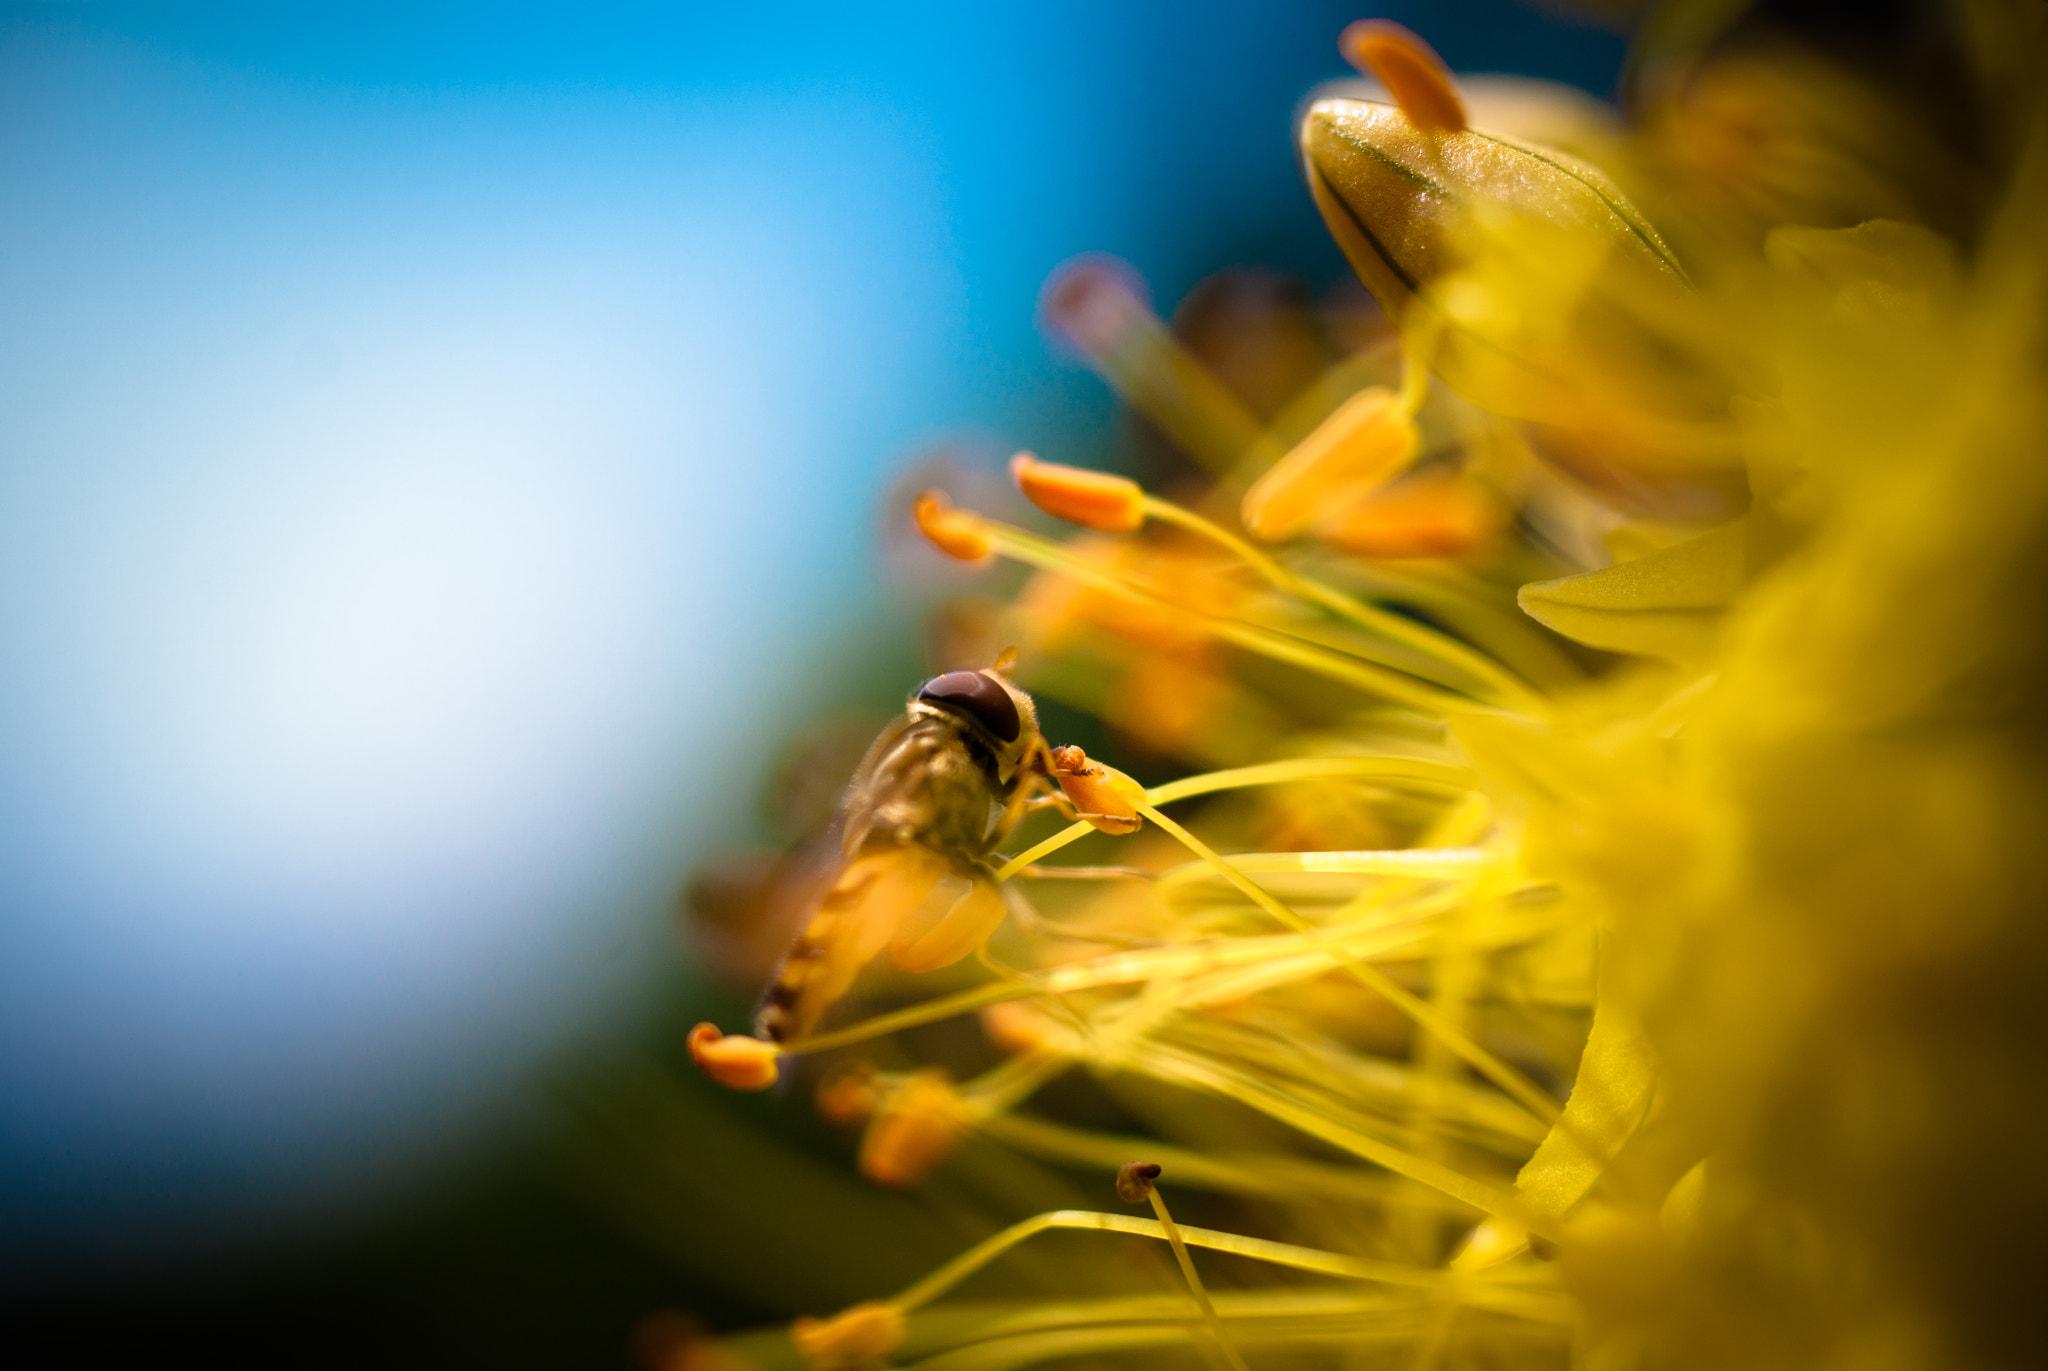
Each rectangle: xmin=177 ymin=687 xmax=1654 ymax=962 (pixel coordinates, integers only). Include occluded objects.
xmin=917 ymin=671 xmax=1021 ymax=743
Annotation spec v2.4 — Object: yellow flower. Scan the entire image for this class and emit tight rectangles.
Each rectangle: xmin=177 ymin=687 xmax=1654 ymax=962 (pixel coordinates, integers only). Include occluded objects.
xmin=683 ymin=9 xmax=2048 ymax=1368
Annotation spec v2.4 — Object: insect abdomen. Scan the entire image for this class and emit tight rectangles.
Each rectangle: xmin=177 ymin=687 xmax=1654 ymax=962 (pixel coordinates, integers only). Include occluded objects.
xmin=754 ymin=843 xmax=953 ymax=1042
xmin=754 ymin=714 xmax=1014 ymax=1043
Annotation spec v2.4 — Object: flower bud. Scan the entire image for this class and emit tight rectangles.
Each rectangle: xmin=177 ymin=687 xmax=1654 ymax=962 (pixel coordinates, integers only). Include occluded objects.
xmin=913 ymin=490 xmax=993 ymax=563
xmin=1050 ymin=744 xmax=1144 ymax=835
xmin=1302 ymin=86 xmax=1742 ymax=506
xmin=1300 ymin=96 xmax=1682 ymax=338
xmin=1011 ymin=452 xmax=1145 ymax=533
xmin=790 ymin=1302 xmax=905 ymax=1371
xmin=1239 ymin=386 xmax=1419 ymax=540
xmin=858 ymin=1071 xmax=966 ymax=1188
xmin=686 ymin=1022 xmax=780 ymax=1092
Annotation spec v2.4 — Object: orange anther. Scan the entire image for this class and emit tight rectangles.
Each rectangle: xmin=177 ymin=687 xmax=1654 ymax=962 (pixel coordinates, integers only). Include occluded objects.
xmin=1116 ymin=1160 xmax=1163 ymax=1203
xmin=1241 ymin=387 xmax=1419 ymax=541
xmin=913 ymin=490 xmax=993 ymax=563
xmin=630 ymin=1311 xmax=760 ymax=1371
xmin=1108 ymin=653 xmax=1229 ymax=755
xmin=1316 ymin=471 xmax=1502 ymax=558
xmin=815 ymin=1061 xmax=881 ymax=1129
xmin=1039 ymin=254 xmax=1150 ymax=355
xmin=1011 ymin=452 xmax=1145 ymax=533
xmin=686 ymin=1022 xmax=780 ymax=1092
xmin=1050 ymin=744 xmax=1144 ymax=835
xmin=790 ymin=1302 xmax=906 ymax=1371
xmin=1339 ymin=20 xmax=1467 ymax=134
xmin=980 ymin=1000 xmax=1055 ymax=1055
xmin=858 ymin=1071 xmax=965 ymax=1187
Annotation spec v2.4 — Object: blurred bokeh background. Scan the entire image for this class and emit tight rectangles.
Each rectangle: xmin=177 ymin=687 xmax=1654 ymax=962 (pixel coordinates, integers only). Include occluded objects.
xmin=0 ymin=2 xmax=1627 ymax=1363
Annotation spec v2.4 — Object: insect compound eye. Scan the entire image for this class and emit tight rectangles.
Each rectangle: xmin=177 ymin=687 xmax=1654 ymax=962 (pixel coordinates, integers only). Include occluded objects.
xmin=916 ymin=671 xmax=1022 ymax=743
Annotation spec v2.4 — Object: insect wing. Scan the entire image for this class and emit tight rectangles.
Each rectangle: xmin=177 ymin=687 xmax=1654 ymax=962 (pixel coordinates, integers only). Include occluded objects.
xmin=752 ymin=695 xmax=1021 ymax=1042
xmin=755 ymin=841 xmax=954 ymax=1042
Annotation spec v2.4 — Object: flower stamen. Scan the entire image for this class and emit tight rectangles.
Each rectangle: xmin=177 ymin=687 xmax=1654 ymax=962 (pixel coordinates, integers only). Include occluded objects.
xmin=928 ymin=499 xmax=1494 ymax=713
xmin=1040 ymin=256 xmax=1280 ymax=474
xmin=857 ymin=1070 xmax=967 ymax=1187
xmin=1131 ymin=800 xmax=1562 ymax=1127
xmin=1315 ymin=470 xmax=1504 ymax=559
xmin=1137 ymin=489 xmax=1544 ymax=711
xmin=686 ymin=1022 xmax=781 ymax=1092
xmin=790 ymin=1302 xmax=904 ymax=1371
xmin=913 ymin=489 xmax=993 ymax=562
xmin=1049 ymin=743 xmax=1145 ymax=834
xmin=1119 ymin=1164 xmax=1254 ymax=1371
xmin=1012 ymin=452 xmax=1146 ymax=532
xmin=1240 ymin=385 xmax=1421 ymax=540
xmin=1337 ymin=20 xmax=1467 ymax=134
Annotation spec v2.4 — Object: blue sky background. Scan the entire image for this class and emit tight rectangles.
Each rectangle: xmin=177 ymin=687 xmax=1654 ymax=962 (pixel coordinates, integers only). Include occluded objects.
xmin=0 ymin=1 xmax=1625 ymax=1270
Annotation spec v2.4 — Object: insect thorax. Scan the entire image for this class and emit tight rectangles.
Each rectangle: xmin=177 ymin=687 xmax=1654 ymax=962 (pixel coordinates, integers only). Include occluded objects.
xmin=847 ymin=713 xmax=1005 ymax=864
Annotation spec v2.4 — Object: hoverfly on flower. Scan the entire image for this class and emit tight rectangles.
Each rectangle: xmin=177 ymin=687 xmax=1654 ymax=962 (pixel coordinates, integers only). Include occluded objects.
xmin=710 ymin=641 xmax=1151 ymax=1056
xmin=652 ymin=8 xmax=2048 ymax=1370
xmin=751 ymin=655 xmax=1051 ymax=1046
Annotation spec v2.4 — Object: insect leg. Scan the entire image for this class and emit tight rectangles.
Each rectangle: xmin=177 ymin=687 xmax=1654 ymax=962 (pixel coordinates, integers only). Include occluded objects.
xmin=997 ymin=879 xmax=1156 ymax=948
xmin=990 ymin=734 xmax=1061 ymax=845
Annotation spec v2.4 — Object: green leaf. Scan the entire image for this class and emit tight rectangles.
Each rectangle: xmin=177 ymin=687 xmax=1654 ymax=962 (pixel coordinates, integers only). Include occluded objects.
xmin=1512 ymin=995 xmax=1657 ymax=1221
xmin=1452 ymin=991 xmax=1657 ymax=1270
xmin=1516 ymin=520 xmax=1745 ymax=662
